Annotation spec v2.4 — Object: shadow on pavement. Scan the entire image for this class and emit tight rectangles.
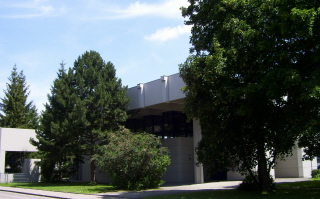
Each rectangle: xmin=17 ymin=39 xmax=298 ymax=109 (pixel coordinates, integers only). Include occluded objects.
xmin=94 ymin=184 xmax=240 ymax=198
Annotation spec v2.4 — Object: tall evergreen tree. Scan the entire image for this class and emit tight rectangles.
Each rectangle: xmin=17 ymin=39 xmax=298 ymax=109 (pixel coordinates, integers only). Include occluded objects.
xmin=72 ymin=51 xmax=129 ymax=183
xmin=0 ymin=65 xmax=38 ymax=129
xmin=32 ymin=51 xmax=129 ymax=183
xmin=31 ymin=63 xmax=81 ymax=182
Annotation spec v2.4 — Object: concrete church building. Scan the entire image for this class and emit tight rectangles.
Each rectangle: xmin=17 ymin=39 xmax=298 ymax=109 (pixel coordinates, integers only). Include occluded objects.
xmin=123 ymin=73 xmax=318 ymax=183
xmin=77 ymin=73 xmax=318 ymax=183
xmin=0 ymin=73 xmax=318 ymax=183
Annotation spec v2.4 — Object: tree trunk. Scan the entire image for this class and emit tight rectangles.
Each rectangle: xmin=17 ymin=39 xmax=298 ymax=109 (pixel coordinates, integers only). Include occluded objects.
xmin=90 ymin=160 xmax=96 ymax=183
xmin=257 ymin=146 xmax=272 ymax=192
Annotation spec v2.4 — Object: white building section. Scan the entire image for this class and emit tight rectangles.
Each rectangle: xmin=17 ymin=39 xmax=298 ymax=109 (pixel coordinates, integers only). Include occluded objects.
xmin=128 ymin=73 xmax=186 ymax=111
xmin=127 ymin=74 xmax=204 ymax=183
xmin=0 ymin=128 xmax=40 ymax=183
xmin=126 ymin=73 xmax=317 ymax=183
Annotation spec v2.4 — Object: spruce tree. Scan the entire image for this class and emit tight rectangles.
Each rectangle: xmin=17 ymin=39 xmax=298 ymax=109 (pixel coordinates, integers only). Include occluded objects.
xmin=74 ymin=51 xmax=129 ymax=183
xmin=32 ymin=52 xmax=129 ymax=183
xmin=31 ymin=63 xmax=81 ymax=182
xmin=0 ymin=65 xmax=38 ymax=129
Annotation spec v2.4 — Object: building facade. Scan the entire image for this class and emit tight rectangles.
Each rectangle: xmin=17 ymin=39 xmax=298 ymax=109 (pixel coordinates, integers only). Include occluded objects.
xmin=124 ymin=73 xmax=317 ymax=183
xmin=0 ymin=128 xmax=40 ymax=183
xmin=1 ymin=73 xmax=318 ymax=184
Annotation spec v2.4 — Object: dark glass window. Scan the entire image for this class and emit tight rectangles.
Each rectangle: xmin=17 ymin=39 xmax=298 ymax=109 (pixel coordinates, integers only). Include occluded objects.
xmin=126 ymin=111 xmax=193 ymax=138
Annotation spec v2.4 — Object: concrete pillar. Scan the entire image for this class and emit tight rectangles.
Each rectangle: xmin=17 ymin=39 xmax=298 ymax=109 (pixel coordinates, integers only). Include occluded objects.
xmin=193 ymin=119 xmax=204 ymax=183
xmin=0 ymin=150 xmax=6 ymax=183
xmin=160 ymin=76 xmax=169 ymax=102
xmin=137 ymin=83 xmax=145 ymax=108
xmin=0 ymin=150 xmax=5 ymax=174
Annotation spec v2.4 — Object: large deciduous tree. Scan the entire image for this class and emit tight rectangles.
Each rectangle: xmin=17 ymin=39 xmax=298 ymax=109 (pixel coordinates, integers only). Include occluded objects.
xmin=180 ymin=0 xmax=320 ymax=192
xmin=0 ymin=65 xmax=38 ymax=129
xmin=32 ymin=51 xmax=129 ymax=183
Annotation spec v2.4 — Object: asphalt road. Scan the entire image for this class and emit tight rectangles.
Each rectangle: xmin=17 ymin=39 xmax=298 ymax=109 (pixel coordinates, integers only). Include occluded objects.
xmin=0 ymin=191 xmax=54 ymax=199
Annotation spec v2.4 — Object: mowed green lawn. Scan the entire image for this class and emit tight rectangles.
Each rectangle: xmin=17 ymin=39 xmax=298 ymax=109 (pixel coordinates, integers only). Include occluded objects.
xmin=0 ymin=179 xmax=319 ymax=198
xmin=0 ymin=182 xmax=117 ymax=194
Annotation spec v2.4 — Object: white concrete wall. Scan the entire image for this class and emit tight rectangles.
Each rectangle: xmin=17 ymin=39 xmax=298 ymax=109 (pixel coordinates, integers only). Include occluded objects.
xmin=0 ymin=128 xmax=37 ymax=152
xmin=22 ymin=159 xmax=41 ymax=182
xmin=193 ymin=119 xmax=204 ymax=183
xmin=144 ymin=79 xmax=163 ymax=107
xmin=275 ymin=146 xmax=317 ymax=178
xmin=0 ymin=173 xmax=13 ymax=183
xmin=301 ymin=157 xmax=317 ymax=178
xmin=127 ymin=85 xmax=140 ymax=110
xmin=78 ymin=156 xmax=111 ymax=183
xmin=227 ymin=171 xmax=244 ymax=181
xmin=161 ymin=137 xmax=194 ymax=183
xmin=275 ymin=147 xmax=303 ymax=178
xmin=168 ymin=73 xmax=185 ymax=101
xmin=127 ymin=73 xmax=186 ymax=110
xmin=0 ymin=128 xmax=38 ymax=174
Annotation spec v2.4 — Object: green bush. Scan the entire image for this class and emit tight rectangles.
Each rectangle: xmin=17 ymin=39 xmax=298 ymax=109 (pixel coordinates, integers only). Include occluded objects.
xmin=94 ymin=128 xmax=171 ymax=190
xmin=37 ymin=154 xmax=80 ymax=182
xmin=311 ymin=169 xmax=320 ymax=178
xmin=238 ymin=172 xmax=275 ymax=192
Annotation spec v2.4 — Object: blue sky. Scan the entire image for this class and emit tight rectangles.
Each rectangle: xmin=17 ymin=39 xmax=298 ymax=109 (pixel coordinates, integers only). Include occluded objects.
xmin=0 ymin=0 xmax=191 ymax=112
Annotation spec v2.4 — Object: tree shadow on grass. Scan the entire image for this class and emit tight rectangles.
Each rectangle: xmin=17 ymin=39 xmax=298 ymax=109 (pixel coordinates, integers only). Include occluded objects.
xmin=98 ymin=188 xmax=320 ymax=199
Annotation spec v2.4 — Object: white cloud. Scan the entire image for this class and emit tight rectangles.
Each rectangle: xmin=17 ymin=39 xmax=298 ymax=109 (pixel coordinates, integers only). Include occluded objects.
xmin=114 ymin=0 xmax=188 ymax=18
xmin=144 ymin=25 xmax=191 ymax=42
xmin=0 ymin=0 xmax=64 ymax=18
xmin=0 ymin=0 xmax=189 ymax=20
xmin=80 ymin=0 xmax=188 ymax=20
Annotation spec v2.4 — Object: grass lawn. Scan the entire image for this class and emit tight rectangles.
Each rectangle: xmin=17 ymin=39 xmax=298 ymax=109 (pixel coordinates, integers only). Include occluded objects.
xmin=146 ymin=179 xmax=320 ymax=199
xmin=0 ymin=182 xmax=118 ymax=194
xmin=0 ymin=179 xmax=319 ymax=198
xmin=277 ymin=178 xmax=320 ymax=188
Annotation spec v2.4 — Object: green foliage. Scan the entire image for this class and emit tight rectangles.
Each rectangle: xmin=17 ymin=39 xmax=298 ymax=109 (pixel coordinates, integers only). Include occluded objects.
xmin=32 ymin=51 xmax=129 ymax=183
xmin=33 ymin=153 xmax=78 ymax=183
xmin=94 ymin=128 xmax=170 ymax=190
xmin=30 ymin=62 xmax=82 ymax=182
xmin=180 ymin=0 xmax=320 ymax=193
xmin=0 ymin=65 xmax=39 ymax=129
xmin=238 ymin=172 xmax=275 ymax=192
xmin=298 ymin=131 xmax=320 ymax=160
xmin=311 ymin=169 xmax=320 ymax=178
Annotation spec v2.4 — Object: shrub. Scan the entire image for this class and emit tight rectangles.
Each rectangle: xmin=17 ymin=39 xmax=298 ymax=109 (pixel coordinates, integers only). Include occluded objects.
xmin=238 ymin=172 xmax=275 ymax=192
xmin=94 ymin=128 xmax=171 ymax=190
xmin=311 ymin=169 xmax=320 ymax=178
xmin=38 ymin=154 xmax=80 ymax=182
xmin=238 ymin=172 xmax=260 ymax=191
